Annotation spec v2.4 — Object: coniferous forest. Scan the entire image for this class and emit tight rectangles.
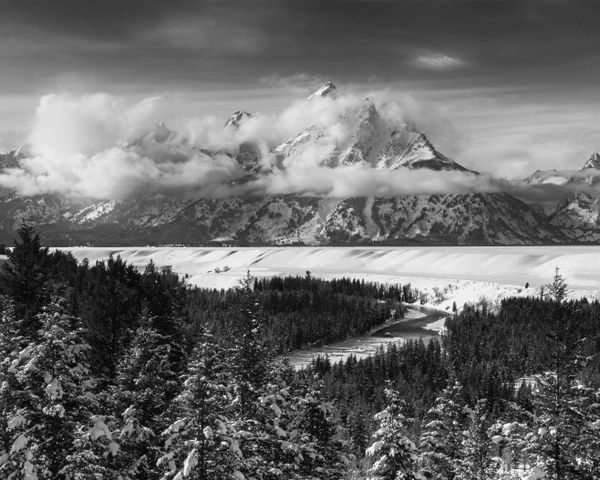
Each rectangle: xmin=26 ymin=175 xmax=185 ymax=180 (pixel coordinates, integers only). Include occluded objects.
xmin=1 ymin=225 xmax=600 ymax=479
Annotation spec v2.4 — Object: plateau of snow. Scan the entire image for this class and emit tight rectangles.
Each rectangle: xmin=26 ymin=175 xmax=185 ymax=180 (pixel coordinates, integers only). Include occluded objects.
xmin=62 ymin=246 xmax=600 ymax=306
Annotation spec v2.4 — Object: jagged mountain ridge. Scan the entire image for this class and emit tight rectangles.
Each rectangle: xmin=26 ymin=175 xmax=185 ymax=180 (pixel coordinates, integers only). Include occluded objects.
xmin=520 ymin=152 xmax=600 ymax=242
xmin=0 ymin=82 xmax=583 ymax=245
xmin=549 ymin=192 xmax=600 ymax=242
xmin=0 ymin=191 xmax=564 ymax=246
xmin=523 ymin=152 xmax=600 ymax=187
xmin=272 ymin=92 xmax=469 ymax=172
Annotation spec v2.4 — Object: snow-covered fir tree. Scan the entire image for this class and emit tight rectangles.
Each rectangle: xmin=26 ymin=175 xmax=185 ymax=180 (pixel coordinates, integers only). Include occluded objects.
xmin=418 ymin=380 xmax=468 ymax=479
xmin=0 ymin=300 xmax=97 ymax=479
xmin=1 ymin=224 xmax=50 ymax=335
xmin=521 ymin=269 xmax=600 ymax=479
xmin=282 ymin=373 xmax=349 ymax=479
xmin=230 ymin=271 xmax=270 ymax=417
xmin=365 ymin=387 xmax=423 ymax=480
xmin=523 ymin=372 xmax=600 ymax=479
xmin=488 ymin=402 xmax=534 ymax=479
xmin=111 ymin=320 xmax=179 ymax=478
xmin=159 ymin=329 xmax=237 ymax=480
xmin=453 ymin=400 xmax=497 ymax=480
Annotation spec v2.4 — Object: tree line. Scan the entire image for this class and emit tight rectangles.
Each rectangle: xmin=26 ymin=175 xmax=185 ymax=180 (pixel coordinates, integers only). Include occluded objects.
xmin=0 ymin=226 xmax=599 ymax=479
xmin=308 ymin=269 xmax=600 ymax=479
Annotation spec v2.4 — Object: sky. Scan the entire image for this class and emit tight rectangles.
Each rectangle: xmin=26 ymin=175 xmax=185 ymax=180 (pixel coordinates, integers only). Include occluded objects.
xmin=1 ymin=0 xmax=600 ymax=179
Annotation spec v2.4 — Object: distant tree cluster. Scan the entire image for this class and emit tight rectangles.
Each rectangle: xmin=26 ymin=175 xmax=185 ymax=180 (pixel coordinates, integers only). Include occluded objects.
xmin=187 ymin=274 xmax=414 ymax=353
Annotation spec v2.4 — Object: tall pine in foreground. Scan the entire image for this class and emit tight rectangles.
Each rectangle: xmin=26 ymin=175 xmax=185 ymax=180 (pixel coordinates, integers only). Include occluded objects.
xmin=230 ymin=271 xmax=270 ymax=417
xmin=104 ymin=320 xmax=180 ymax=479
xmin=1 ymin=224 xmax=50 ymax=335
xmin=159 ymin=329 xmax=236 ymax=480
xmin=453 ymin=400 xmax=496 ymax=480
xmin=418 ymin=380 xmax=468 ymax=480
xmin=522 ymin=270 xmax=600 ymax=479
xmin=365 ymin=387 xmax=423 ymax=480
xmin=0 ymin=300 xmax=97 ymax=479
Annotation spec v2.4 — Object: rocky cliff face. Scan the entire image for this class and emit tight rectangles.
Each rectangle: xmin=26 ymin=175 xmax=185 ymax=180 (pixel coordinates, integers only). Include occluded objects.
xmin=0 ymin=190 xmax=564 ymax=246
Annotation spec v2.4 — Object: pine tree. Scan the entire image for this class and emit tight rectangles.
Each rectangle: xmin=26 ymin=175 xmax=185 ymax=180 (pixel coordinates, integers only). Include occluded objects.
xmin=543 ymin=267 xmax=568 ymax=303
xmin=288 ymin=377 xmax=348 ymax=479
xmin=523 ymin=372 xmax=600 ymax=479
xmin=488 ymin=402 xmax=533 ymax=479
xmin=347 ymin=406 xmax=369 ymax=457
xmin=453 ymin=400 xmax=497 ymax=480
xmin=365 ymin=387 xmax=423 ymax=480
xmin=0 ymin=300 xmax=97 ymax=479
xmin=229 ymin=271 xmax=270 ymax=417
xmin=521 ymin=269 xmax=600 ymax=479
xmin=108 ymin=321 xmax=179 ymax=479
xmin=0 ymin=301 xmax=25 ymax=475
xmin=159 ymin=329 xmax=236 ymax=480
xmin=1 ymin=224 xmax=51 ymax=335
xmin=419 ymin=380 xmax=468 ymax=479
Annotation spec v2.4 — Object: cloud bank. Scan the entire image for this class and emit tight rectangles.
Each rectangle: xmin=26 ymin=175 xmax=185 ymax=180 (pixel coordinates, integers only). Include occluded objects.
xmin=0 ymin=87 xmax=591 ymax=204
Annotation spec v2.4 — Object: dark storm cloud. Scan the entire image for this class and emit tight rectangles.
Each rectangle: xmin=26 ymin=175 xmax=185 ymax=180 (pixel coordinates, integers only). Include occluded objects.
xmin=3 ymin=0 xmax=600 ymax=91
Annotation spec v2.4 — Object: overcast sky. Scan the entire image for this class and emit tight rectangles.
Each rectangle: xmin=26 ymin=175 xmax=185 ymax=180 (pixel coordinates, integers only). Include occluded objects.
xmin=1 ymin=0 xmax=599 ymax=177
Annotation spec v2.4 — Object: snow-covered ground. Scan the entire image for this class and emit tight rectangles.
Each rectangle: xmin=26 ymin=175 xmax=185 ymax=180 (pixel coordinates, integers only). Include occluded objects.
xmin=62 ymin=246 xmax=600 ymax=309
xmin=60 ymin=245 xmax=600 ymax=369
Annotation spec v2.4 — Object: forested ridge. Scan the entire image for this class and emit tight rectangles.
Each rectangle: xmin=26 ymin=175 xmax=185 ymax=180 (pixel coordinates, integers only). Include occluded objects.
xmin=0 ymin=225 xmax=599 ymax=479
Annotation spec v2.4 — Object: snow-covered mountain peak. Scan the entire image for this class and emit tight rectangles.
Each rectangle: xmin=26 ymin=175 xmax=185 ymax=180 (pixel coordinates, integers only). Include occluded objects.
xmin=583 ymin=152 xmax=600 ymax=170
xmin=225 ymin=110 xmax=252 ymax=128
xmin=307 ymin=82 xmax=337 ymax=100
xmin=377 ymin=129 xmax=469 ymax=172
xmin=152 ymin=121 xmax=176 ymax=143
xmin=0 ymin=143 xmax=29 ymax=169
xmin=271 ymin=95 xmax=471 ymax=172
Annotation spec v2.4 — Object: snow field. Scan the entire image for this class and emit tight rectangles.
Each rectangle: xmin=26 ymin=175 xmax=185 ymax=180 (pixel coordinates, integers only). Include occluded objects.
xmin=63 ymin=246 xmax=600 ymax=303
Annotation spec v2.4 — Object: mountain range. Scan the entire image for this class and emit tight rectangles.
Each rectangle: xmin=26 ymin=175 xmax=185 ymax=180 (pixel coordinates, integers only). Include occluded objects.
xmin=0 ymin=83 xmax=598 ymax=246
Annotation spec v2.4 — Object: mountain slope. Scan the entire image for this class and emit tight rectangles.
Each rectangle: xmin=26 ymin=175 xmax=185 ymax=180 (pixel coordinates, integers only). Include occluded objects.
xmin=0 ymin=191 xmax=564 ymax=246
xmin=549 ymin=192 xmax=600 ymax=242
xmin=521 ymin=152 xmax=600 ymax=243
xmin=0 ymin=82 xmax=580 ymax=246
xmin=274 ymin=89 xmax=470 ymax=172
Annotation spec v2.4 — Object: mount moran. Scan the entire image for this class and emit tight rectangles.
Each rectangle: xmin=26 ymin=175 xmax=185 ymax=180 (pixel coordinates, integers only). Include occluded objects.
xmin=0 ymin=83 xmax=597 ymax=246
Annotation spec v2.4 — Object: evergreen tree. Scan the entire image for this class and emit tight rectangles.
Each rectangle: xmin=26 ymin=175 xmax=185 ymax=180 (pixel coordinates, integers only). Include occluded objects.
xmin=77 ymin=255 xmax=142 ymax=379
xmin=1 ymin=224 xmax=51 ymax=335
xmin=0 ymin=300 xmax=97 ymax=479
xmin=0 ymin=301 xmax=25 ymax=474
xmin=347 ymin=406 xmax=370 ymax=457
xmin=288 ymin=377 xmax=348 ymax=479
xmin=544 ymin=267 xmax=568 ymax=303
xmin=453 ymin=400 xmax=496 ymax=480
xmin=419 ymin=380 xmax=468 ymax=480
xmin=159 ymin=330 xmax=236 ymax=480
xmin=365 ymin=387 xmax=423 ymax=480
xmin=107 ymin=320 xmax=179 ymax=479
xmin=521 ymin=269 xmax=600 ymax=479
xmin=488 ymin=402 xmax=533 ymax=479
xmin=229 ymin=271 xmax=270 ymax=417
xmin=523 ymin=373 xmax=600 ymax=479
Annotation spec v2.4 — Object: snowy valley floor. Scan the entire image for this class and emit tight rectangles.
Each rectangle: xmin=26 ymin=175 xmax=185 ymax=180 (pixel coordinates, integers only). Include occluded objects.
xmin=62 ymin=246 xmax=600 ymax=367
xmin=63 ymin=245 xmax=600 ymax=300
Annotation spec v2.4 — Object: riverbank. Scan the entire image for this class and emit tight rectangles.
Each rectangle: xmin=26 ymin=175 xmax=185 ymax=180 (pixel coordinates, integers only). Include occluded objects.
xmin=286 ymin=307 xmax=447 ymax=369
